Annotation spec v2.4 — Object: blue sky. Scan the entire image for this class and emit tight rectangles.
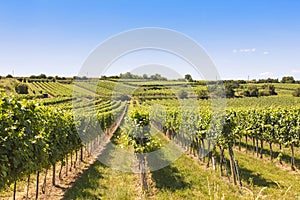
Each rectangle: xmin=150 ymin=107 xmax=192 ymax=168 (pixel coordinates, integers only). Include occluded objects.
xmin=1 ymin=0 xmax=300 ymax=80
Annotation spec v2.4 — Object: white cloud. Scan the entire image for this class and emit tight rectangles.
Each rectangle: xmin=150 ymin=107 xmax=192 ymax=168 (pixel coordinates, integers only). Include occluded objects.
xmin=263 ymin=51 xmax=269 ymax=55
xmin=259 ymin=72 xmax=273 ymax=76
xmin=233 ymin=48 xmax=256 ymax=53
xmin=292 ymin=69 xmax=300 ymax=74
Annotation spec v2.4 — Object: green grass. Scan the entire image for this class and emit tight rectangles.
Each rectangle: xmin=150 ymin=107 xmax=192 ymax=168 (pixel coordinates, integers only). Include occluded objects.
xmin=148 ymin=138 xmax=300 ymax=199
xmin=63 ymin=147 xmax=139 ymax=200
xmin=0 ymin=78 xmax=19 ymax=94
xmin=145 ymin=129 xmax=300 ymax=199
xmin=149 ymin=154 xmax=247 ymax=200
xmin=237 ymin=138 xmax=300 ymax=170
xmin=146 ymin=132 xmax=249 ymax=200
xmin=233 ymin=150 xmax=300 ymax=199
xmin=63 ymin=161 xmax=138 ymax=200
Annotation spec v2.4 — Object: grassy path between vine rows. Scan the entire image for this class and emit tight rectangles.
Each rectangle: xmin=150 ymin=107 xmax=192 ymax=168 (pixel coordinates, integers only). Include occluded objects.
xmin=63 ymin=129 xmax=300 ymax=200
xmin=145 ymin=131 xmax=248 ymax=200
xmin=63 ymin=140 xmax=142 ymax=200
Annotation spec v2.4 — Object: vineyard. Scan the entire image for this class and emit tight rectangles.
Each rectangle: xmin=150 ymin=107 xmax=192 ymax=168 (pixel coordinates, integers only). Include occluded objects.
xmin=0 ymin=77 xmax=300 ymax=199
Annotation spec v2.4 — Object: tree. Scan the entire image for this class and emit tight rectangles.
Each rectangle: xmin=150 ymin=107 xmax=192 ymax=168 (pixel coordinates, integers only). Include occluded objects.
xmin=150 ymin=73 xmax=167 ymax=80
xmin=142 ymin=74 xmax=148 ymax=79
xmin=184 ymin=74 xmax=193 ymax=82
xmin=120 ymin=72 xmax=134 ymax=79
xmin=281 ymin=76 xmax=295 ymax=83
xmin=38 ymin=74 xmax=47 ymax=79
xmin=6 ymin=74 xmax=13 ymax=78
xmin=257 ymin=78 xmax=279 ymax=83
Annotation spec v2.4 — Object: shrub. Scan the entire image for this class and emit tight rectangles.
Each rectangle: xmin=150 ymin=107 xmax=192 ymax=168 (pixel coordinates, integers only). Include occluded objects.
xmin=115 ymin=94 xmax=131 ymax=101
xmin=225 ymin=83 xmax=235 ymax=98
xmin=259 ymin=90 xmax=270 ymax=96
xmin=197 ymin=89 xmax=209 ymax=99
xmin=15 ymin=83 xmax=29 ymax=94
xmin=243 ymin=86 xmax=258 ymax=97
xmin=178 ymin=90 xmax=188 ymax=99
xmin=292 ymin=88 xmax=300 ymax=97
xmin=260 ymin=84 xmax=277 ymax=96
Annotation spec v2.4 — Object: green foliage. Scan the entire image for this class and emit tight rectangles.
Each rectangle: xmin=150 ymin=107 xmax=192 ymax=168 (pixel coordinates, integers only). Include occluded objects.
xmin=257 ymin=78 xmax=279 ymax=83
xmin=15 ymin=83 xmax=29 ymax=94
xmin=242 ymin=84 xmax=277 ymax=97
xmin=124 ymin=110 xmax=161 ymax=153
xmin=178 ymin=90 xmax=188 ymax=99
xmin=149 ymin=99 xmax=300 ymax=165
xmin=184 ymin=74 xmax=193 ymax=82
xmin=243 ymin=85 xmax=259 ymax=97
xmin=119 ymin=72 xmax=167 ymax=80
xmin=30 ymin=74 xmax=47 ymax=79
xmin=120 ymin=72 xmax=136 ymax=79
xmin=115 ymin=94 xmax=131 ymax=101
xmin=292 ymin=87 xmax=300 ymax=97
xmin=150 ymin=74 xmax=167 ymax=81
xmin=281 ymin=76 xmax=295 ymax=83
xmin=196 ymin=89 xmax=209 ymax=99
xmin=260 ymin=84 xmax=277 ymax=96
xmin=225 ymin=83 xmax=235 ymax=98
xmin=0 ymin=95 xmax=80 ymax=188
xmin=142 ymin=74 xmax=148 ymax=79
xmin=209 ymin=84 xmax=226 ymax=98
xmin=0 ymin=93 xmax=129 ymax=189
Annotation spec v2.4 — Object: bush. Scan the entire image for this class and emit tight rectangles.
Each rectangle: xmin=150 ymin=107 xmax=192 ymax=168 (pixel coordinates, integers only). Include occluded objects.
xmin=259 ymin=90 xmax=270 ymax=96
xmin=292 ymin=88 xmax=300 ymax=97
xmin=225 ymin=83 xmax=235 ymax=98
xmin=15 ymin=83 xmax=29 ymax=94
xmin=197 ymin=89 xmax=209 ymax=99
xmin=178 ymin=90 xmax=188 ymax=99
xmin=115 ymin=94 xmax=131 ymax=101
xmin=261 ymin=84 xmax=277 ymax=96
xmin=243 ymin=86 xmax=259 ymax=97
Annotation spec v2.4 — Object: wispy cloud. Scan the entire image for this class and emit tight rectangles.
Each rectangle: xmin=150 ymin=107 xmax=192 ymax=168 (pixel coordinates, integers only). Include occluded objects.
xmin=263 ymin=51 xmax=269 ymax=55
xmin=233 ymin=48 xmax=256 ymax=53
xmin=259 ymin=72 xmax=273 ymax=76
xmin=292 ymin=69 xmax=300 ymax=74
xmin=240 ymin=48 xmax=256 ymax=53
